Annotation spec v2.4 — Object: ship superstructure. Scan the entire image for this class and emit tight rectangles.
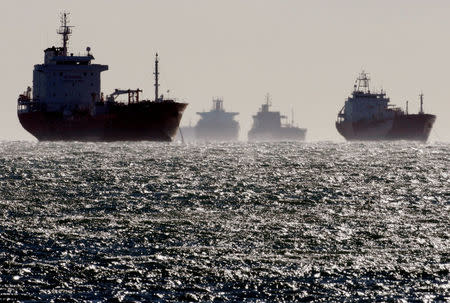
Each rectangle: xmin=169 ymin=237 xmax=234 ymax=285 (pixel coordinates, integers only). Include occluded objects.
xmin=195 ymin=98 xmax=239 ymax=141
xmin=336 ymin=71 xmax=436 ymax=141
xmin=248 ymin=94 xmax=306 ymax=141
xmin=17 ymin=13 xmax=187 ymax=141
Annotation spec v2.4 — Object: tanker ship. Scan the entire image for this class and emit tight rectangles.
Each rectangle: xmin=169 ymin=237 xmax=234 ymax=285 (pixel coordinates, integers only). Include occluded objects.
xmin=248 ymin=94 xmax=306 ymax=141
xmin=17 ymin=14 xmax=187 ymax=141
xmin=336 ymin=72 xmax=435 ymax=142
xmin=195 ymin=98 xmax=239 ymax=141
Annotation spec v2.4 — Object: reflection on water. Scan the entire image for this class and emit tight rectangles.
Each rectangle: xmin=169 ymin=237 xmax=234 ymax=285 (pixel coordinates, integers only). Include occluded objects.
xmin=0 ymin=141 xmax=448 ymax=301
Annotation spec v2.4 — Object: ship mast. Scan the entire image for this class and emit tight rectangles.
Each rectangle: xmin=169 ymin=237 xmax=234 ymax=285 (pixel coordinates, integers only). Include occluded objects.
xmin=355 ymin=71 xmax=370 ymax=93
xmin=262 ymin=93 xmax=272 ymax=112
xmin=57 ymin=13 xmax=73 ymax=56
xmin=419 ymin=92 xmax=424 ymax=114
xmin=291 ymin=108 xmax=294 ymax=126
xmin=265 ymin=93 xmax=271 ymax=105
xmin=154 ymin=53 xmax=160 ymax=101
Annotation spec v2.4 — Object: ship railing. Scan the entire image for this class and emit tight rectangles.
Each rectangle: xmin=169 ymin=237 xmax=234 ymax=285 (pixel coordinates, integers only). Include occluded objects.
xmin=18 ymin=101 xmax=97 ymax=114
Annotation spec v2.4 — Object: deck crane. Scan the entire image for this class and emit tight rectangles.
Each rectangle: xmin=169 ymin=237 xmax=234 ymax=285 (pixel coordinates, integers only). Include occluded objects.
xmin=107 ymin=89 xmax=143 ymax=104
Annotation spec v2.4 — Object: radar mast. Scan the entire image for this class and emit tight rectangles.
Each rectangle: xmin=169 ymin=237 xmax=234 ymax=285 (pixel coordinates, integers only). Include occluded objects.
xmin=262 ymin=93 xmax=272 ymax=112
xmin=355 ymin=71 xmax=371 ymax=93
xmin=57 ymin=12 xmax=73 ymax=56
xmin=213 ymin=98 xmax=224 ymax=111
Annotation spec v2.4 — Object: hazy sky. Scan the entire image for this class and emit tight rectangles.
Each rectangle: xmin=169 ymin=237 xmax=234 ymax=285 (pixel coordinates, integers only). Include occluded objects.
xmin=1 ymin=0 xmax=449 ymax=141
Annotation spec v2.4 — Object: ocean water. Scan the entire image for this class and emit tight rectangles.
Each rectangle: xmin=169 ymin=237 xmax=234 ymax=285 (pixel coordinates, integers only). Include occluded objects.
xmin=0 ymin=141 xmax=448 ymax=302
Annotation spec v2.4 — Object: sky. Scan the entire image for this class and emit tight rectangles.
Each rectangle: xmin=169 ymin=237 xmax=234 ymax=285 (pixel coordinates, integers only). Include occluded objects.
xmin=0 ymin=0 xmax=449 ymax=142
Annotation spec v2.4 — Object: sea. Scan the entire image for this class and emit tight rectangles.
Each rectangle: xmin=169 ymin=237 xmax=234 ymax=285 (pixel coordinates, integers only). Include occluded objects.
xmin=0 ymin=141 xmax=448 ymax=302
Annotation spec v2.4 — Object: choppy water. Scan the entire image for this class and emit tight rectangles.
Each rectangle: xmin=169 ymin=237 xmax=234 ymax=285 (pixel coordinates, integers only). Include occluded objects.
xmin=0 ymin=141 xmax=448 ymax=302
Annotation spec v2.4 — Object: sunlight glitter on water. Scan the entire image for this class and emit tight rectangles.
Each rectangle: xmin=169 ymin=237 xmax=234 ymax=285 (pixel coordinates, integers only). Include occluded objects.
xmin=0 ymin=141 xmax=448 ymax=301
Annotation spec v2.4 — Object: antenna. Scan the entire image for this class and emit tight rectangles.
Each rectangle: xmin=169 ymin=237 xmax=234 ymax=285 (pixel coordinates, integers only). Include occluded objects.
xmin=57 ymin=12 xmax=73 ymax=56
xmin=154 ymin=53 xmax=159 ymax=101
xmin=265 ymin=93 xmax=271 ymax=106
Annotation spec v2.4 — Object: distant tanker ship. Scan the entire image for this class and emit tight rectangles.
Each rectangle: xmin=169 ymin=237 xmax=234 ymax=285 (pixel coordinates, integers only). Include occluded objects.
xmin=195 ymin=98 xmax=239 ymax=141
xmin=248 ymin=94 xmax=306 ymax=141
xmin=17 ymin=13 xmax=187 ymax=141
xmin=336 ymin=72 xmax=436 ymax=142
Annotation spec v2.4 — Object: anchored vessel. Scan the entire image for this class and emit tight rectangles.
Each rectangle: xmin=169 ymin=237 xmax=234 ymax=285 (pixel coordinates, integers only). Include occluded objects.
xmin=17 ymin=14 xmax=187 ymax=141
xmin=248 ymin=94 xmax=306 ymax=141
xmin=336 ymin=72 xmax=436 ymax=142
xmin=195 ymin=98 xmax=239 ymax=141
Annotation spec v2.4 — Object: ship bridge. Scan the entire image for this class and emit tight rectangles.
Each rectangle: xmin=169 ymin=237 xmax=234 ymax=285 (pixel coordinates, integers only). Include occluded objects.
xmin=251 ymin=94 xmax=283 ymax=130
xmin=340 ymin=71 xmax=396 ymax=123
xmin=26 ymin=13 xmax=108 ymax=112
xmin=44 ymin=46 xmax=95 ymax=65
xmin=196 ymin=98 xmax=239 ymax=120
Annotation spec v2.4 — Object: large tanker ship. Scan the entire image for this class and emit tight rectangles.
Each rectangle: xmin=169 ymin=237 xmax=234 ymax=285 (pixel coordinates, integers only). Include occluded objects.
xmin=17 ymin=14 xmax=187 ymax=141
xmin=336 ymin=72 xmax=435 ymax=142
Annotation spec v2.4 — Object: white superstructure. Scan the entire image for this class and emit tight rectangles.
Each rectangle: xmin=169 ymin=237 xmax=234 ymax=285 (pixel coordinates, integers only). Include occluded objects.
xmin=31 ymin=13 xmax=108 ymax=112
xmin=338 ymin=71 xmax=398 ymax=123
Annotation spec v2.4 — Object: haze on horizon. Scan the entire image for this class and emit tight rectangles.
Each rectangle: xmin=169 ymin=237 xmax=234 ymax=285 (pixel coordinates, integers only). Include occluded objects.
xmin=1 ymin=0 xmax=449 ymax=142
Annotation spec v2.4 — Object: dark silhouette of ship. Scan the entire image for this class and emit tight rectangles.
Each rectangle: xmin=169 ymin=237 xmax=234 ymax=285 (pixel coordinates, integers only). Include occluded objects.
xmin=17 ymin=13 xmax=187 ymax=141
xmin=248 ymin=94 xmax=306 ymax=141
xmin=195 ymin=98 xmax=239 ymax=141
xmin=336 ymin=71 xmax=436 ymax=142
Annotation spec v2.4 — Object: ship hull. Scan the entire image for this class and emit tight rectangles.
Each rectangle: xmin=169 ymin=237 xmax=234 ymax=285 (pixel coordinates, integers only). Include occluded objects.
xmin=195 ymin=123 xmax=239 ymax=142
xmin=248 ymin=127 xmax=307 ymax=142
xmin=18 ymin=102 xmax=187 ymax=142
xmin=336 ymin=114 xmax=436 ymax=142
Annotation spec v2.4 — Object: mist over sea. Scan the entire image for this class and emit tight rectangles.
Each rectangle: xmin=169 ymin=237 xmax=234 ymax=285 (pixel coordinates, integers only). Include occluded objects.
xmin=0 ymin=141 xmax=448 ymax=302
